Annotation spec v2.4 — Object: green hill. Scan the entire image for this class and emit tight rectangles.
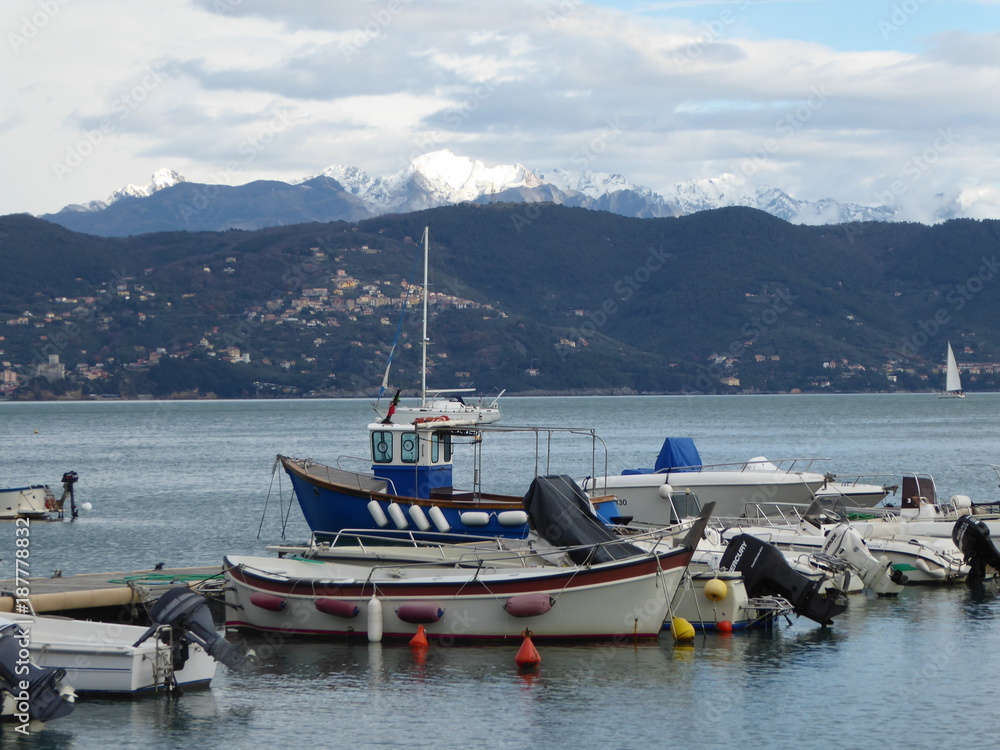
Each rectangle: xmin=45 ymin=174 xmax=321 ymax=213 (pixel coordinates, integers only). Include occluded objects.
xmin=1 ymin=205 xmax=998 ymax=398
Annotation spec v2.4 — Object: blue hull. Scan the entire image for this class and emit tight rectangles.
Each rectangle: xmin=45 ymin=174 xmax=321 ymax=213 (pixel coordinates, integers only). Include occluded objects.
xmin=282 ymin=458 xmax=620 ymax=542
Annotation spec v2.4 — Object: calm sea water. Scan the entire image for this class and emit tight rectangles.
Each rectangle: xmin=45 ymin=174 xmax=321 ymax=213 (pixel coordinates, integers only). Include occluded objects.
xmin=3 ymin=394 xmax=1000 ymax=749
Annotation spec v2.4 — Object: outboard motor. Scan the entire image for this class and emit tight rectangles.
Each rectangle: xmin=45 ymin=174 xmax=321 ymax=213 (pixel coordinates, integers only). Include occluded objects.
xmin=134 ymin=588 xmax=252 ymax=673
xmin=720 ymin=534 xmax=849 ymax=625
xmin=0 ymin=619 xmax=76 ymax=723
xmin=952 ymin=515 xmax=1000 ymax=585
xmin=821 ymin=523 xmax=907 ymax=596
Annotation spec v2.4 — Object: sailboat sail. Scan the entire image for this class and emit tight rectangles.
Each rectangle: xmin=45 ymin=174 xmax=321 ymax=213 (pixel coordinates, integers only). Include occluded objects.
xmin=945 ymin=343 xmax=962 ymax=393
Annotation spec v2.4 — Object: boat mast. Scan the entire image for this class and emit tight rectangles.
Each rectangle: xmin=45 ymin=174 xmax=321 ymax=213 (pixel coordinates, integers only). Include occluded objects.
xmin=421 ymin=226 xmax=429 ymax=408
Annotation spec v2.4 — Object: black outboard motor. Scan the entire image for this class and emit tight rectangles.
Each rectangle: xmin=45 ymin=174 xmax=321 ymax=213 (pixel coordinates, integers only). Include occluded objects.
xmin=0 ymin=621 xmax=76 ymax=723
xmin=133 ymin=588 xmax=251 ymax=673
xmin=58 ymin=471 xmax=79 ymax=520
xmin=952 ymin=515 xmax=1000 ymax=585
xmin=720 ymin=534 xmax=849 ymax=626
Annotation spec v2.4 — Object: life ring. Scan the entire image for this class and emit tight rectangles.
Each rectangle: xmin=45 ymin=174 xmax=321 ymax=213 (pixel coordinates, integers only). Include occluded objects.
xmin=414 ymin=415 xmax=450 ymax=424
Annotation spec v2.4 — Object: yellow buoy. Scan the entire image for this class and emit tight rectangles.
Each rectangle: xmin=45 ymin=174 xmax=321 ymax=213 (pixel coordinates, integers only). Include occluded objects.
xmin=704 ymin=577 xmax=728 ymax=602
xmin=671 ymin=616 xmax=695 ymax=642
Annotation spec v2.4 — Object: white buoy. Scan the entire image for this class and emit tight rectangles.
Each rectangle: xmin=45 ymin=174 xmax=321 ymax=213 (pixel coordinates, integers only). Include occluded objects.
xmin=428 ymin=506 xmax=451 ymax=533
xmin=368 ymin=596 xmax=383 ymax=643
xmin=80 ymin=502 xmax=93 ymax=511
xmin=387 ymin=502 xmax=408 ymax=529
xmin=657 ymin=483 xmax=675 ymax=500
xmin=408 ymin=504 xmax=432 ymax=532
xmin=367 ymin=500 xmax=389 ymax=527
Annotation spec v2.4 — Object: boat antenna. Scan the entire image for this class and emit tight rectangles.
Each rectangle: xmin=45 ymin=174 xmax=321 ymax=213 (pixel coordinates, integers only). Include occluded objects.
xmin=376 ymin=235 xmax=422 ymax=401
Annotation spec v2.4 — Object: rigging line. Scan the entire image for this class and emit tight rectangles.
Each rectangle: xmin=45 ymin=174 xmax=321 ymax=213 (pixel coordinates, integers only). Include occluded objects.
xmin=257 ymin=459 xmax=279 ymax=539
xmin=376 ymin=239 xmax=424 ymax=400
xmin=280 ymin=466 xmax=295 ymax=540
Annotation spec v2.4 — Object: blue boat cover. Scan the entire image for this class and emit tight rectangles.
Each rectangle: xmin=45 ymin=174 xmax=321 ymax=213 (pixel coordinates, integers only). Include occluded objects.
xmin=653 ymin=437 xmax=702 ymax=473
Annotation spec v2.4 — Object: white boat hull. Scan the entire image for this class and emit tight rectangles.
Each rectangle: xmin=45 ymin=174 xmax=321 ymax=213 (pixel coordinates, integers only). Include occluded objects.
xmin=0 ymin=486 xmax=54 ymax=520
xmin=584 ymin=471 xmax=826 ymax=522
xmin=3 ymin=613 xmax=217 ymax=694
xmin=224 ymin=550 xmax=691 ymax=641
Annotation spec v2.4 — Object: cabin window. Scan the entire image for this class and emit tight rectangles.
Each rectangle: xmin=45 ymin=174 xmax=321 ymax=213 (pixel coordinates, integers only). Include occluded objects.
xmin=430 ymin=433 xmax=440 ymax=463
xmin=442 ymin=432 xmax=453 ymax=462
xmin=400 ymin=432 xmax=418 ymax=463
xmin=371 ymin=431 xmax=393 ymax=463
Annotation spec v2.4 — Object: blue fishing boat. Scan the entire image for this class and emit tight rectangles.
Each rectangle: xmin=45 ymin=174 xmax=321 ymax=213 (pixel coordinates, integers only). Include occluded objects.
xmin=277 ymin=417 xmax=623 ymax=541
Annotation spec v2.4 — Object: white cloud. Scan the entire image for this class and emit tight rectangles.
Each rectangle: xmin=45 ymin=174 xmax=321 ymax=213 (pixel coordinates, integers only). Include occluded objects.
xmin=2 ymin=0 xmax=999 ymax=223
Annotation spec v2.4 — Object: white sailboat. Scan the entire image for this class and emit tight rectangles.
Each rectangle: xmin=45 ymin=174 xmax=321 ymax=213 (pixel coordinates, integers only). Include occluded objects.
xmin=374 ymin=227 xmax=503 ymax=424
xmin=939 ymin=341 xmax=965 ymax=398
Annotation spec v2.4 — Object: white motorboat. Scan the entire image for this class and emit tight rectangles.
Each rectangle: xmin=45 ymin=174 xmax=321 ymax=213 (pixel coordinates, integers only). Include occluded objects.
xmin=1 ymin=588 xmax=248 ymax=696
xmin=0 ymin=619 xmax=76 ymax=724
xmin=0 ymin=485 xmax=56 ymax=520
xmin=938 ymin=341 xmax=965 ymax=398
xmin=227 ymin=476 xmax=710 ymax=642
xmin=372 ymin=226 xmax=503 ymax=425
xmin=581 ymin=438 xmax=832 ymax=521
xmin=726 ymin=497 xmax=970 ymax=585
xmin=1 ymin=472 xmax=81 ymax=521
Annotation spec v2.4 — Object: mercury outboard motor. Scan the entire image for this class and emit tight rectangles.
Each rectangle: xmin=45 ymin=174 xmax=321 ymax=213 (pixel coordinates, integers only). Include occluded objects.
xmin=952 ymin=515 xmax=1000 ymax=585
xmin=720 ymin=534 xmax=849 ymax=625
xmin=133 ymin=588 xmax=251 ymax=673
xmin=0 ymin=620 xmax=76 ymax=723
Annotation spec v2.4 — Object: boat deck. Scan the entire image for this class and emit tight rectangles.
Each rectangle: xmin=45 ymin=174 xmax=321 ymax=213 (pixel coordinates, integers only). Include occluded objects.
xmin=0 ymin=565 xmax=224 ymax=621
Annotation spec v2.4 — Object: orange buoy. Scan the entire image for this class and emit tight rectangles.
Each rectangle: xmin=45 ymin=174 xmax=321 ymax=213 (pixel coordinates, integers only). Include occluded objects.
xmin=515 ymin=630 xmax=541 ymax=668
xmin=410 ymin=624 xmax=429 ymax=648
xmin=716 ymin=620 xmax=733 ymax=633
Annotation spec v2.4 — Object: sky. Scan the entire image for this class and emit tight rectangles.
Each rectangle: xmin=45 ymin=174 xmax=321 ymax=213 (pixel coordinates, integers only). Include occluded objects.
xmin=3 ymin=0 xmax=1000 ymax=223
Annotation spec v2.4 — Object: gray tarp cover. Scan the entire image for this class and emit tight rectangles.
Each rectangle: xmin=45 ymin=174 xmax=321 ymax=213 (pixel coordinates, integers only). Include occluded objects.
xmin=522 ymin=475 xmax=644 ymax=565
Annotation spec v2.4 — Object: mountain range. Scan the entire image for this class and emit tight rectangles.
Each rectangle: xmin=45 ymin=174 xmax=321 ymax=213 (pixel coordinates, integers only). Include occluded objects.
xmin=38 ymin=151 xmax=896 ymax=237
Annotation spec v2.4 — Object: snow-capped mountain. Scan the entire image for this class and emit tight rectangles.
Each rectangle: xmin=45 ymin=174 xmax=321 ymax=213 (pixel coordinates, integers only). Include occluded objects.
xmin=59 ymin=169 xmax=187 ymax=213
xmin=322 ymin=151 xmax=543 ymax=212
xmin=312 ymin=150 xmax=896 ymax=223
xmin=44 ymin=151 xmax=896 ymax=235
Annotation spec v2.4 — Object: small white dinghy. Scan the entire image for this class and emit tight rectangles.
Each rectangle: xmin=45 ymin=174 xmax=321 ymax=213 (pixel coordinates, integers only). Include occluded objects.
xmin=1 ymin=588 xmax=249 ymax=696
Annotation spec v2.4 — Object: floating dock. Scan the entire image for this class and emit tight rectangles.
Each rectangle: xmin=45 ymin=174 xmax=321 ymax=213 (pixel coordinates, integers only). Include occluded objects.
xmin=0 ymin=566 xmax=224 ymax=622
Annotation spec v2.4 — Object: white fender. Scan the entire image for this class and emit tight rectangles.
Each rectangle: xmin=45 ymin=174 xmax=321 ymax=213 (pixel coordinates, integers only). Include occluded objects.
xmin=367 ymin=596 xmax=383 ymax=643
xmin=408 ymin=504 xmax=432 ymax=532
xmin=497 ymin=510 xmax=528 ymax=527
xmin=367 ymin=500 xmax=389 ymax=528
xmin=428 ymin=505 xmax=451 ymax=533
xmin=387 ymin=502 xmax=408 ymax=529
xmin=460 ymin=511 xmax=490 ymax=527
